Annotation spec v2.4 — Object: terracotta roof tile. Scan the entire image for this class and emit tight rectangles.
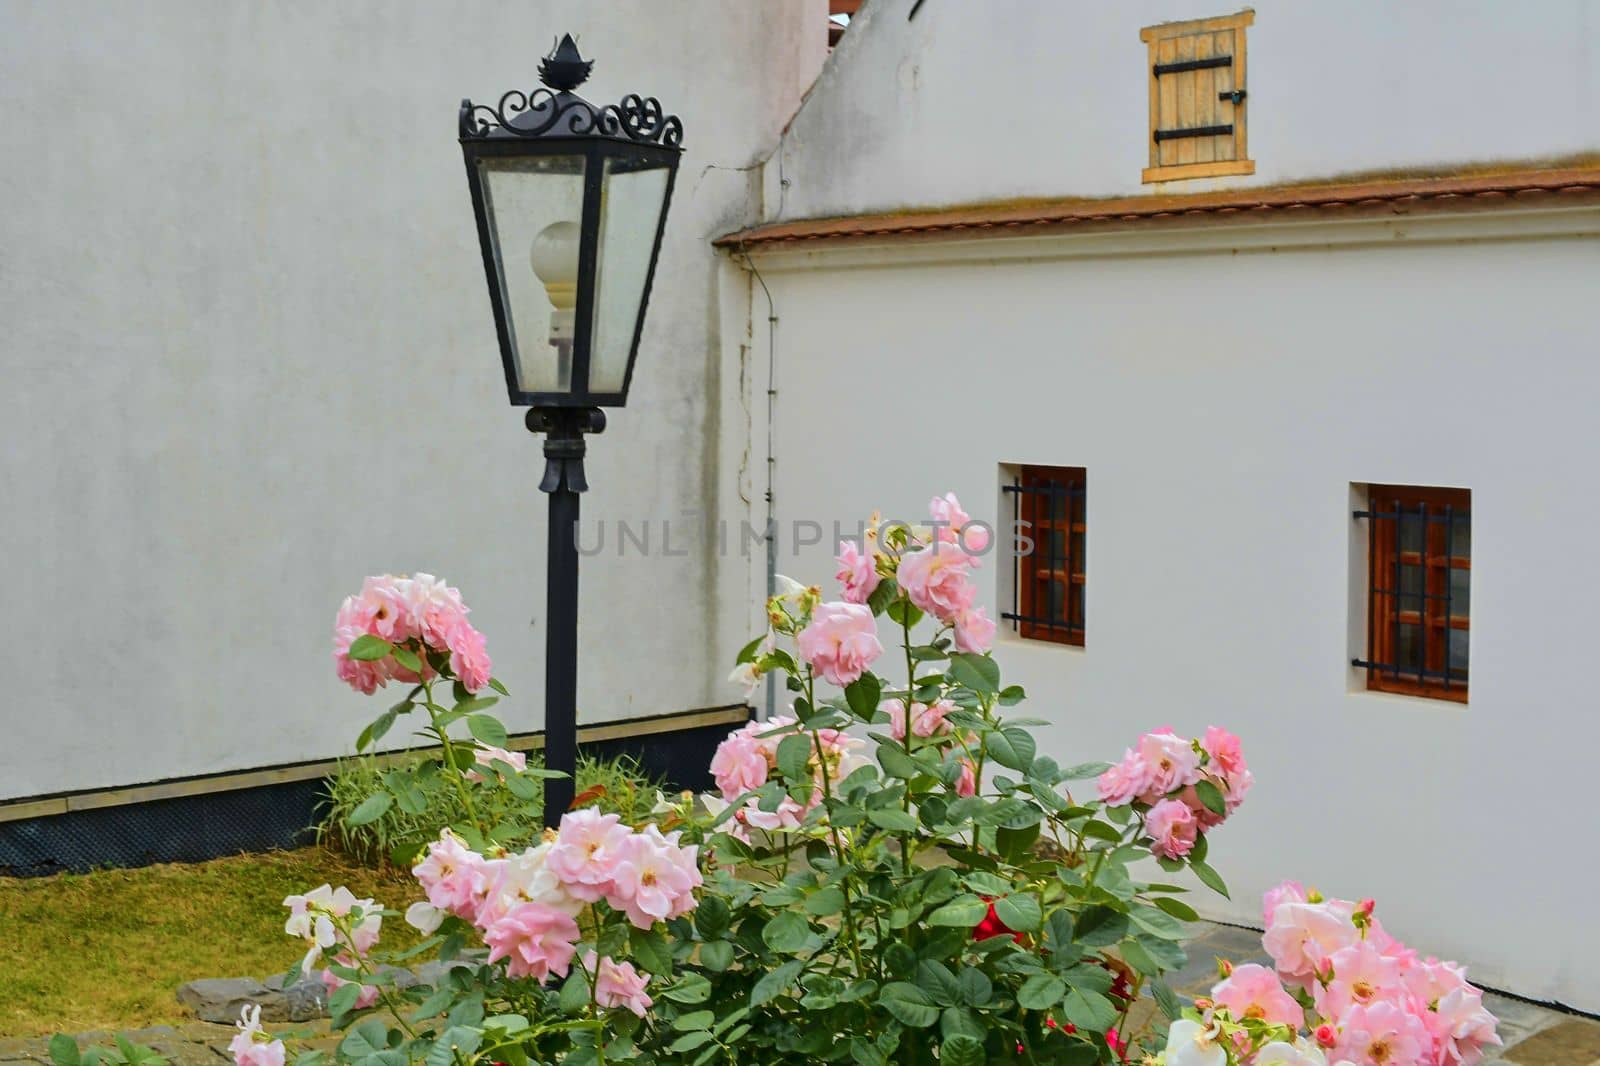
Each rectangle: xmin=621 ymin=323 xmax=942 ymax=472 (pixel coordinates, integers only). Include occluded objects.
xmin=713 ymin=167 xmax=1600 ymax=248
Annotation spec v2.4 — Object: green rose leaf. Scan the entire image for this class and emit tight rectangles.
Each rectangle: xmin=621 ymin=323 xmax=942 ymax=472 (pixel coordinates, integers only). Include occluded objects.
xmin=345 ymin=791 xmax=393 ymax=827
xmin=1192 ymin=859 xmax=1230 ymax=898
xmin=879 ymin=982 xmax=939 ymax=1028
xmin=668 ymin=1032 xmax=713 ymax=1054
xmin=762 ymin=911 xmax=811 ymax=953
xmin=1017 ymin=973 xmax=1067 ymax=1010
xmin=752 ymin=960 xmax=804 ymax=1005
xmin=807 ymin=885 xmax=847 ymax=915
xmin=993 ymin=893 xmax=1042 ymax=932
xmin=1151 ymin=979 xmax=1185 ymax=1022
xmin=674 ymin=1011 xmax=715 ymax=1032
xmin=877 ymin=744 xmax=921 ymax=780
xmin=48 ymin=1036 xmax=80 ymax=1066
xmin=466 ymin=714 xmax=508 ymax=748
xmin=698 ymin=940 xmax=734 ymax=971
xmin=1154 ymin=896 xmax=1200 ymax=922
xmin=347 ymin=635 xmax=392 ymax=662
xmin=776 ymin=734 xmax=813 ymax=783
xmin=939 ymin=1036 xmax=985 ymax=1066
xmin=1129 ymin=905 xmax=1187 ymax=941
xmin=845 ymin=673 xmax=882 ymax=720
xmin=663 ymin=972 xmax=713 ymax=1004
xmin=985 ymin=727 xmax=1037 ymax=772
xmin=868 ymin=807 xmax=919 ymax=833
xmin=947 ymin=653 xmax=1000 ymax=695
xmin=390 ymin=645 xmax=422 ymax=673
xmin=630 ymin=926 xmax=673 ymax=974
xmin=1194 ymin=778 xmax=1227 ymax=816
xmin=927 ymin=895 xmax=989 ymax=928
xmin=337 ymin=1020 xmax=389 ymax=1059
xmin=1062 ymin=988 xmax=1118 ymax=1033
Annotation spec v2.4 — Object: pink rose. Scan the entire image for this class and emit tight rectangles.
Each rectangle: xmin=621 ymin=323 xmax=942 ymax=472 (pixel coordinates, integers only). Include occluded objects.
xmin=584 ymin=952 xmax=654 ymax=1017
xmin=834 ymin=540 xmax=881 ymax=605
xmin=1263 ymin=899 xmax=1359 ymax=987
xmin=955 ymin=757 xmax=977 ymax=798
xmin=229 ymin=1005 xmax=286 ymax=1066
xmin=1263 ymin=880 xmax=1307 ymax=925
xmin=797 ymin=602 xmax=883 ymax=687
xmin=1210 ymin=963 xmax=1304 ymax=1028
xmin=319 ymin=959 xmax=379 ymax=1010
xmin=1314 ymin=940 xmax=1403 ymax=1020
xmin=546 ymin=808 xmax=631 ymax=903
xmin=468 ymin=744 xmax=526 ymax=783
xmin=1097 ymin=749 xmax=1152 ymax=807
xmin=896 ymin=545 xmax=977 ymax=622
xmin=445 ymin=618 xmax=493 ymax=693
xmin=1200 ymin=726 xmax=1246 ymax=777
xmin=1333 ymin=1001 xmax=1432 ymax=1066
xmin=483 ymin=901 xmax=580 ymax=983
xmin=930 ymin=493 xmax=990 ymax=553
xmin=953 ymin=606 xmax=997 ymax=654
xmin=1433 ymin=984 xmax=1502 ymax=1066
xmin=886 ymin=698 xmax=955 ymax=741
xmin=1134 ymin=730 xmax=1202 ymax=802
xmin=412 ymin=830 xmax=492 ymax=922
xmin=1145 ymin=798 xmax=1198 ymax=859
xmin=605 ymin=826 xmax=702 ymax=929
xmin=710 ymin=730 xmax=770 ymax=799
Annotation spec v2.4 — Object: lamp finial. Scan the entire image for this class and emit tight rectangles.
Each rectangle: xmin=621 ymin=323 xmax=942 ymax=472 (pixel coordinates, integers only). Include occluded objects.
xmin=539 ymin=34 xmax=593 ymax=92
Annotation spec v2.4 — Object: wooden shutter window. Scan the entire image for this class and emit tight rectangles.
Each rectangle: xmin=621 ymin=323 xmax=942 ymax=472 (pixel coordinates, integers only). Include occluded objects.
xmin=1141 ymin=10 xmax=1255 ymax=183
xmin=1003 ymin=466 xmax=1087 ymax=647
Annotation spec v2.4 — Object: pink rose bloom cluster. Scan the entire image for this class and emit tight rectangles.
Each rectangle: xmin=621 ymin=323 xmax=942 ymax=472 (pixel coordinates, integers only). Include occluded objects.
xmin=1097 ymin=726 xmax=1253 ymax=860
xmin=708 ymin=715 xmax=868 ymax=838
xmin=829 ymin=493 xmax=997 ymax=656
xmin=333 ymin=572 xmax=492 ymax=694
xmin=406 ymin=813 xmax=700 ymax=987
xmin=281 ymin=884 xmax=383 ymax=1009
xmin=229 ymin=1005 xmax=286 ymax=1066
xmin=1176 ymin=887 xmax=1500 ymax=1066
xmin=891 ymin=494 xmax=996 ymax=654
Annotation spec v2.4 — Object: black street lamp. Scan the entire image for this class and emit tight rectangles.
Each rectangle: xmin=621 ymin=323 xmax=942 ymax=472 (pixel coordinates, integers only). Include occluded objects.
xmin=459 ymin=35 xmax=682 ymax=827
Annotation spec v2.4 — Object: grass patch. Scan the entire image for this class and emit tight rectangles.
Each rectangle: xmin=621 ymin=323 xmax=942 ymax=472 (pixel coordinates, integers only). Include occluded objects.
xmin=0 ymin=847 xmax=419 ymax=1037
xmin=318 ymin=751 xmax=664 ymax=868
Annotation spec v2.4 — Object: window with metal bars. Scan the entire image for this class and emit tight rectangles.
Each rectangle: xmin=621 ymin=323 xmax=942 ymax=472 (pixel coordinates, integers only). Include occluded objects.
xmin=1002 ymin=466 xmax=1086 ymax=646
xmin=1354 ymin=485 xmax=1470 ymax=702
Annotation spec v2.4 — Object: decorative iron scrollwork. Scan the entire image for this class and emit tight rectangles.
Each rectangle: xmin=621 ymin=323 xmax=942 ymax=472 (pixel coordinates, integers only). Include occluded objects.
xmin=458 ymin=36 xmax=681 ymax=147
xmin=460 ymin=90 xmax=682 ymax=147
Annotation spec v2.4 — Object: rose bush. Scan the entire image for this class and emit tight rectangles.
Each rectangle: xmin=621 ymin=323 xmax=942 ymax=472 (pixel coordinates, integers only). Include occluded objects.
xmin=67 ymin=499 xmax=1282 ymax=1066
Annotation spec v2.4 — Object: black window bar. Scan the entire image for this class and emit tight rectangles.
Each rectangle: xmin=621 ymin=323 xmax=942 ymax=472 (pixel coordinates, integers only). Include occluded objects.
xmin=1352 ymin=498 xmax=1470 ymax=692
xmin=1002 ymin=474 xmax=1086 ymax=642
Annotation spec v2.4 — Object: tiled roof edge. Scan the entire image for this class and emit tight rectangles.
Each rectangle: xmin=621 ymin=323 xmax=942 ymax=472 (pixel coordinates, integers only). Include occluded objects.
xmin=714 ymin=167 xmax=1600 ymax=248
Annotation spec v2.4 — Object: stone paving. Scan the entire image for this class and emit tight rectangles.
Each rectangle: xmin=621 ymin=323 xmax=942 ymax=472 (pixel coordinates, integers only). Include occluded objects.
xmin=3 ymin=923 xmax=1596 ymax=1063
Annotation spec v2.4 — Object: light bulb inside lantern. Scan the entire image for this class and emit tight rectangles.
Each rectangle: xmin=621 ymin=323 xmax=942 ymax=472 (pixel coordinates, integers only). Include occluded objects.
xmin=530 ymin=220 xmax=580 ymax=389
xmin=530 ymin=221 xmax=581 ymax=310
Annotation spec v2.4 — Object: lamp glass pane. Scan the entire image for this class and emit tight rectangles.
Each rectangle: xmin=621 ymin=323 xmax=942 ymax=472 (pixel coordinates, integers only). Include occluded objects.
xmin=589 ymin=152 xmax=670 ymax=393
xmin=478 ymin=155 xmax=586 ymax=394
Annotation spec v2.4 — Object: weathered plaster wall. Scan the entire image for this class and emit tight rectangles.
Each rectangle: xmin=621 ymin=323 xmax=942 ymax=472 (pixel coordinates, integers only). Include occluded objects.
xmin=0 ymin=1 xmax=825 ymax=800
xmin=768 ymin=0 xmax=1600 ymax=219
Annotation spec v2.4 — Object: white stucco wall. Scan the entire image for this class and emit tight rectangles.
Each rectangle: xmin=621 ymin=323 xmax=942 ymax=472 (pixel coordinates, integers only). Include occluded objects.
xmin=0 ymin=1 xmax=826 ymax=801
xmin=768 ymin=0 xmax=1600 ymax=219
xmin=734 ymin=208 xmax=1600 ymax=1010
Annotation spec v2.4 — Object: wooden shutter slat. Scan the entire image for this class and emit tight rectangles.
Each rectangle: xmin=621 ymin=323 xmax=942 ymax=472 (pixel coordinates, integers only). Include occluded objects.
xmin=1175 ymin=33 xmax=1198 ymax=165
xmin=1193 ymin=33 xmax=1216 ymax=163
xmin=1157 ymin=38 xmax=1179 ymax=168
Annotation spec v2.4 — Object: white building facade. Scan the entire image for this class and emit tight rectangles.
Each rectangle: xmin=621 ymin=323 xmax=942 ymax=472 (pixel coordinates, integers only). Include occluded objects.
xmin=719 ymin=0 xmax=1600 ymax=1012
xmin=0 ymin=5 xmax=824 ymax=815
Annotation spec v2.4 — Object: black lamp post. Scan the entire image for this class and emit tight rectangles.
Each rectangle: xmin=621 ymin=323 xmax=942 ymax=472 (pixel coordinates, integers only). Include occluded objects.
xmin=459 ymin=36 xmax=682 ymax=827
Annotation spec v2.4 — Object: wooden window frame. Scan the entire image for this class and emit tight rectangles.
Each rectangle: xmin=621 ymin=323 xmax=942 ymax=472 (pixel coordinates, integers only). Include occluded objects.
xmin=1362 ymin=484 xmax=1470 ymax=703
xmin=1141 ymin=10 xmax=1255 ymax=183
xmin=1012 ymin=465 xmax=1086 ymax=647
